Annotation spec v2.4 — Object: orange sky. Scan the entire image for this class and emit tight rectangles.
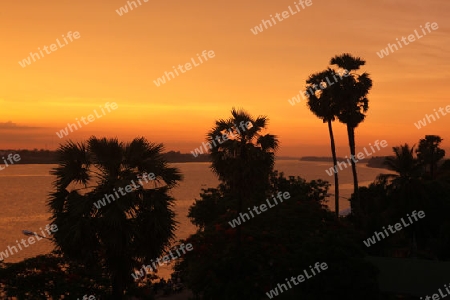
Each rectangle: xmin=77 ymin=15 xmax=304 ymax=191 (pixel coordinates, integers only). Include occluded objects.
xmin=1 ymin=0 xmax=449 ymax=157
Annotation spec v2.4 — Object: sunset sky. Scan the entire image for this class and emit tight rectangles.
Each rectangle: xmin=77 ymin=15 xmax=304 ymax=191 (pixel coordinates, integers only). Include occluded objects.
xmin=1 ymin=0 xmax=449 ymax=157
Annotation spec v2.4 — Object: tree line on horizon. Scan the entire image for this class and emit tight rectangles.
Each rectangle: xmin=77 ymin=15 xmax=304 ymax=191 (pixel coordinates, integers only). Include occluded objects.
xmin=1 ymin=148 xmax=407 ymax=166
xmin=0 ymin=149 xmax=211 ymax=164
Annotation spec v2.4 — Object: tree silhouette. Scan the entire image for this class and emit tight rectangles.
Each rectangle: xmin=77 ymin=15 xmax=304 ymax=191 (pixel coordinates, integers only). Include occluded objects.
xmin=306 ymin=68 xmax=342 ymax=217
xmin=330 ymin=53 xmax=373 ymax=218
xmin=207 ymin=108 xmax=279 ymax=246
xmin=381 ymin=144 xmax=427 ymax=257
xmin=416 ymin=135 xmax=445 ymax=179
xmin=382 ymin=144 xmax=424 ymax=197
xmin=47 ymin=136 xmax=182 ymax=299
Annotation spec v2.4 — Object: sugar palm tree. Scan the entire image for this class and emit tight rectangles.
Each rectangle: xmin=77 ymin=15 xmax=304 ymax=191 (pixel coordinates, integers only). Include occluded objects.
xmin=330 ymin=53 xmax=372 ymax=217
xmin=48 ymin=136 xmax=182 ymax=299
xmin=207 ymin=108 xmax=279 ymax=245
xmin=306 ymin=68 xmax=341 ymax=217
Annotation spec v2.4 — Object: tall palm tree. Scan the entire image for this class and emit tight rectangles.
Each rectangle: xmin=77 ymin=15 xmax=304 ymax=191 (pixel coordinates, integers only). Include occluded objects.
xmin=207 ymin=108 xmax=279 ymax=245
xmin=306 ymin=68 xmax=341 ymax=217
xmin=330 ymin=53 xmax=373 ymax=217
xmin=48 ymin=136 xmax=182 ymax=299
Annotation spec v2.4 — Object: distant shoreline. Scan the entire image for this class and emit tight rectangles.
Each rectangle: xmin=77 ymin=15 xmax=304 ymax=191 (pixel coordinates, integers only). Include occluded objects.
xmin=0 ymin=150 xmax=211 ymax=164
xmin=0 ymin=149 xmax=391 ymax=169
xmin=299 ymin=156 xmax=390 ymax=169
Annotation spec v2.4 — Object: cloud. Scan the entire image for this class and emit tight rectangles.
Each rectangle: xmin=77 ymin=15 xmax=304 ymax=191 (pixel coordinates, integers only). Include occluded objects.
xmin=0 ymin=121 xmax=41 ymax=130
xmin=0 ymin=121 xmax=16 ymax=128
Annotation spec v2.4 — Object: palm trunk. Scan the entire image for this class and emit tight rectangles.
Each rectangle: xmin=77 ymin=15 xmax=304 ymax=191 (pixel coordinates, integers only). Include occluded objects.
xmin=411 ymin=230 xmax=417 ymax=258
xmin=237 ymin=192 xmax=242 ymax=248
xmin=236 ymin=143 xmax=247 ymax=249
xmin=112 ymin=273 xmax=125 ymax=300
xmin=430 ymin=148 xmax=435 ymax=179
xmin=327 ymin=120 xmax=339 ymax=217
xmin=347 ymin=125 xmax=360 ymax=217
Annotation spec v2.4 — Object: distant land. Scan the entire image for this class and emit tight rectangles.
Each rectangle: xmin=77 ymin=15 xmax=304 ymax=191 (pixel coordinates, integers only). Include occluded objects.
xmin=0 ymin=149 xmax=210 ymax=164
xmin=365 ymin=156 xmax=392 ymax=169
xmin=300 ymin=156 xmax=390 ymax=169
xmin=0 ymin=149 xmax=390 ymax=169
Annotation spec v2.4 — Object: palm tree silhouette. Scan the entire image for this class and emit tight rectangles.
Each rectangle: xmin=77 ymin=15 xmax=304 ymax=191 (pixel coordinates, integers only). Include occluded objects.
xmin=48 ymin=136 xmax=182 ymax=299
xmin=380 ymin=144 xmax=426 ymax=257
xmin=330 ymin=53 xmax=372 ymax=217
xmin=306 ymin=68 xmax=341 ymax=217
xmin=416 ymin=135 xmax=445 ymax=179
xmin=207 ymin=108 xmax=279 ymax=246
xmin=383 ymin=144 xmax=423 ymax=186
